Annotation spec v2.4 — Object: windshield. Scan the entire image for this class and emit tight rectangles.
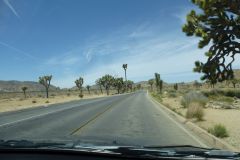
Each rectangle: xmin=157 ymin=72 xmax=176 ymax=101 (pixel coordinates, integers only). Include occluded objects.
xmin=0 ymin=0 xmax=240 ymax=153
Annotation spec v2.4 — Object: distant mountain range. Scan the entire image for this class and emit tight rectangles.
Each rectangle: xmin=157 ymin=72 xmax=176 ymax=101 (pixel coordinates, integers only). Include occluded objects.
xmin=0 ymin=80 xmax=59 ymax=92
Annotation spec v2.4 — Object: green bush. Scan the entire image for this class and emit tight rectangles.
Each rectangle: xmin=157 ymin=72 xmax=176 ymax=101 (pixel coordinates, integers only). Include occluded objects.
xmin=181 ymin=91 xmax=208 ymax=108
xmin=79 ymin=94 xmax=84 ymax=98
xmin=186 ymin=102 xmax=204 ymax=121
xmin=168 ymin=92 xmax=177 ymax=98
xmin=45 ymin=100 xmax=49 ymax=103
xmin=208 ymin=124 xmax=229 ymax=138
xmin=203 ymin=89 xmax=240 ymax=98
xmin=32 ymin=100 xmax=37 ymax=103
xmin=151 ymin=93 xmax=162 ymax=102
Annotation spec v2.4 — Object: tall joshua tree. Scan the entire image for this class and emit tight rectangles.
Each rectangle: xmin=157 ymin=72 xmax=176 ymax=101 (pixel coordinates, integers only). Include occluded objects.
xmin=122 ymin=64 xmax=128 ymax=89
xmin=113 ymin=77 xmax=124 ymax=94
xmin=148 ymin=79 xmax=154 ymax=91
xmin=75 ymin=77 xmax=84 ymax=97
xmin=101 ymin=74 xmax=114 ymax=95
xmin=96 ymin=78 xmax=103 ymax=94
xmin=21 ymin=86 xmax=28 ymax=98
xmin=39 ymin=75 xmax=52 ymax=98
xmin=86 ymin=85 xmax=91 ymax=94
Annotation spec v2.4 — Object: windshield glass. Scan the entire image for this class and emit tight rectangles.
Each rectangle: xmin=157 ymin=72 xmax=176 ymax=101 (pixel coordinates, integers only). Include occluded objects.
xmin=0 ymin=0 xmax=240 ymax=153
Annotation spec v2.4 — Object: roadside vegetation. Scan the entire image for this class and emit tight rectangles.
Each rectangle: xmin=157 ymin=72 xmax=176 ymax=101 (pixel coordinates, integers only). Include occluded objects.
xmin=208 ymin=124 xmax=229 ymax=138
xmin=0 ymin=63 xmax=143 ymax=113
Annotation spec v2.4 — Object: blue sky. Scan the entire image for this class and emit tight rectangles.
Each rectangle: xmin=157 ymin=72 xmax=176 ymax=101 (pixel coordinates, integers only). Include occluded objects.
xmin=0 ymin=0 xmax=239 ymax=88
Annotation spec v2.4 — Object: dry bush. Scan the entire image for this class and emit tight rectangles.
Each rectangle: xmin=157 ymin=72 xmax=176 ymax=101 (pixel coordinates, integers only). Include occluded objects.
xmin=181 ymin=91 xmax=208 ymax=108
xmin=186 ymin=102 xmax=204 ymax=121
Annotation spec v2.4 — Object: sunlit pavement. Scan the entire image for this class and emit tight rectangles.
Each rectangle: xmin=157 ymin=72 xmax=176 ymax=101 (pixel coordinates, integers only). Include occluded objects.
xmin=0 ymin=91 xmax=207 ymax=147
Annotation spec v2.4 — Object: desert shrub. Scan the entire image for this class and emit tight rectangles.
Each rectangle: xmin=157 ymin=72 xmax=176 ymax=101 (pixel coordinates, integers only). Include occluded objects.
xmin=186 ymin=102 xmax=204 ymax=121
xmin=224 ymin=90 xmax=240 ymax=98
xmin=167 ymin=90 xmax=177 ymax=98
xmin=181 ymin=91 xmax=208 ymax=108
xmin=67 ymin=93 xmax=71 ymax=96
xmin=208 ymin=124 xmax=229 ymax=138
xmin=203 ymin=89 xmax=240 ymax=98
xmin=50 ymin=94 xmax=56 ymax=97
xmin=45 ymin=100 xmax=49 ymax=103
xmin=38 ymin=94 xmax=42 ymax=98
xmin=79 ymin=94 xmax=84 ymax=98
xmin=32 ymin=100 xmax=37 ymax=103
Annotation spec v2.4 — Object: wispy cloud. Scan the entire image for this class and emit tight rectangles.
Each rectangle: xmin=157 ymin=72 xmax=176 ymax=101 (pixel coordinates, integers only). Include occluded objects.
xmin=46 ymin=55 xmax=80 ymax=66
xmin=40 ymin=20 xmax=207 ymax=88
xmin=3 ymin=0 xmax=20 ymax=18
xmin=0 ymin=41 xmax=36 ymax=60
xmin=52 ymin=25 xmax=206 ymax=87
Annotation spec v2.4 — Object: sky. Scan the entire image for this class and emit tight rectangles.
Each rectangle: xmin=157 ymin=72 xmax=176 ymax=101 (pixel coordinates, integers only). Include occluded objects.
xmin=0 ymin=0 xmax=239 ymax=88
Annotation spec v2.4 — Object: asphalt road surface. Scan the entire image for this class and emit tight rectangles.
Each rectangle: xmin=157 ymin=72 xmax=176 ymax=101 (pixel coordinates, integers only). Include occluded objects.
xmin=0 ymin=91 xmax=208 ymax=147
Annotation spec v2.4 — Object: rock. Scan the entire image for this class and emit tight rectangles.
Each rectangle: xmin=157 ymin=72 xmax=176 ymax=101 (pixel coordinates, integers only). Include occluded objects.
xmin=206 ymin=101 xmax=237 ymax=109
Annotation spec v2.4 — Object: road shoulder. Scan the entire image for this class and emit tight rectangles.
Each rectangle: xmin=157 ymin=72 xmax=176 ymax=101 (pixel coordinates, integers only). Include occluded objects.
xmin=148 ymin=94 xmax=238 ymax=152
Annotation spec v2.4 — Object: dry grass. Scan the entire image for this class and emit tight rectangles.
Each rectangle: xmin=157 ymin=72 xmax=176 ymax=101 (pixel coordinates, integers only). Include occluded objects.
xmin=186 ymin=102 xmax=204 ymax=121
xmin=0 ymin=94 xmax=107 ymax=113
xmin=160 ymin=94 xmax=240 ymax=150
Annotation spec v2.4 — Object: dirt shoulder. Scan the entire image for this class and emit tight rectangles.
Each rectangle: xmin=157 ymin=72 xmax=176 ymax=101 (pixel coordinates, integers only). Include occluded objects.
xmin=151 ymin=92 xmax=240 ymax=151
xmin=0 ymin=94 xmax=108 ymax=113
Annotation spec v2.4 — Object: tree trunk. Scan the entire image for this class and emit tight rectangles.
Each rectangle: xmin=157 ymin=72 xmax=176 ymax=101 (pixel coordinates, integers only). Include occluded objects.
xmin=100 ymin=86 xmax=103 ymax=94
xmin=23 ymin=91 xmax=26 ymax=98
xmin=117 ymin=89 xmax=120 ymax=94
xmin=233 ymin=83 xmax=236 ymax=88
xmin=46 ymin=88 xmax=49 ymax=98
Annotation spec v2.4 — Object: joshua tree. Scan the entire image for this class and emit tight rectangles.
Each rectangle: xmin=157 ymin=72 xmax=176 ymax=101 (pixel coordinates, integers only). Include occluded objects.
xmin=21 ymin=86 xmax=28 ymax=98
xmin=122 ymin=64 xmax=128 ymax=89
xmin=174 ymin=83 xmax=178 ymax=90
xmin=113 ymin=77 xmax=124 ymax=94
xmin=148 ymin=79 xmax=154 ymax=91
xmin=159 ymin=80 xmax=163 ymax=92
xmin=75 ymin=77 xmax=84 ymax=97
xmin=125 ymin=80 xmax=134 ymax=92
xmin=231 ymin=78 xmax=239 ymax=88
xmin=39 ymin=75 xmax=52 ymax=98
xmin=183 ymin=0 xmax=240 ymax=82
xmin=86 ymin=85 xmax=91 ymax=94
xmin=155 ymin=73 xmax=162 ymax=93
xmin=101 ymin=74 xmax=114 ymax=95
xmin=96 ymin=78 xmax=103 ymax=94
xmin=137 ymin=84 xmax=141 ymax=90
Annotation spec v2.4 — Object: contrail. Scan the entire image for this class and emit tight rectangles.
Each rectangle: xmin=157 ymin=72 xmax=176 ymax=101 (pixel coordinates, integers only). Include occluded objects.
xmin=3 ymin=0 xmax=20 ymax=18
xmin=0 ymin=41 xmax=37 ymax=60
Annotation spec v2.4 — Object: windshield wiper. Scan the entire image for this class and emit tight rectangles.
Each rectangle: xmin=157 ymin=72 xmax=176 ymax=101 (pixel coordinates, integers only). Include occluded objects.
xmin=0 ymin=140 xmax=71 ymax=149
xmin=0 ymin=140 xmax=239 ymax=159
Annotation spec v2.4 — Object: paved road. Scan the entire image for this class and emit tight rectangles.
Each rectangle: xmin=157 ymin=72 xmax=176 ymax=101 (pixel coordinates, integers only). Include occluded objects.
xmin=0 ymin=91 xmax=208 ymax=147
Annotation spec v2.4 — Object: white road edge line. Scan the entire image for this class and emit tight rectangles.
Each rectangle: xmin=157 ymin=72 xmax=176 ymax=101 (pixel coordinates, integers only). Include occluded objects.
xmin=148 ymin=95 xmax=209 ymax=148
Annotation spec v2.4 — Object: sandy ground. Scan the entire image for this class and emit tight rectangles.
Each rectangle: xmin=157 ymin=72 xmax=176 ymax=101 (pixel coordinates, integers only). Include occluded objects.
xmin=161 ymin=96 xmax=240 ymax=150
xmin=0 ymin=94 xmax=107 ymax=113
